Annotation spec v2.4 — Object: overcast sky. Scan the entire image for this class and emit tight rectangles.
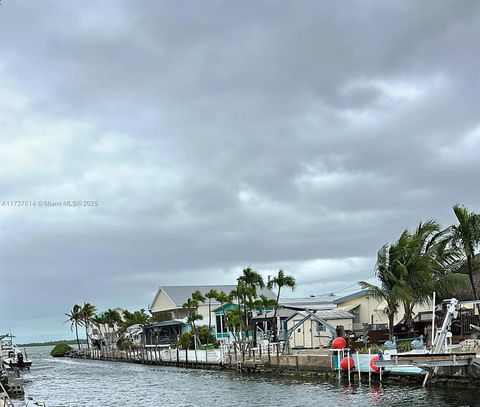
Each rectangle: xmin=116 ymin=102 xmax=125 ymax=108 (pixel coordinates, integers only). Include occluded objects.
xmin=1 ymin=1 xmax=479 ymax=343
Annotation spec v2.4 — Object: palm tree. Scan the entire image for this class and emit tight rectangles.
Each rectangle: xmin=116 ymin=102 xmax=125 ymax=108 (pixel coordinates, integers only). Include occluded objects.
xmin=80 ymin=302 xmax=97 ymax=350
xmin=65 ymin=304 xmax=83 ymax=349
xmin=360 ymin=240 xmax=412 ymax=339
xmin=267 ymin=269 xmax=296 ymax=341
xmin=237 ymin=267 xmax=265 ymax=331
xmin=182 ymin=298 xmax=202 ymax=349
xmin=192 ymin=290 xmax=206 ymax=303
xmin=237 ymin=267 xmax=265 ymax=294
xmin=452 ymin=204 xmax=480 ymax=301
xmin=215 ymin=291 xmax=231 ymax=337
xmin=91 ymin=314 xmax=107 ymax=347
xmin=362 ymin=221 xmax=469 ymax=335
xmin=205 ymin=289 xmax=219 ymax=345
xmin=104 ymin=309 xmax=123 ymax=345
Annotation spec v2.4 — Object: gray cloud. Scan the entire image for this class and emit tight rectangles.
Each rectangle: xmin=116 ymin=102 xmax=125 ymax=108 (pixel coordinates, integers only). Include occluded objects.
xmin=0 ymin=0 xmax=479 ymax=342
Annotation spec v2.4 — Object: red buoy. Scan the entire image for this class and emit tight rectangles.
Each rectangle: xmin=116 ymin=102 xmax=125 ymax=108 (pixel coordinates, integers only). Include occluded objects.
xmin=332 ymin=337 xmax=347 ymax=349
xmin=340 ymin=357 xmax=355 ymax=370
xmin=370 ymin=355 xmax=380 ymax=372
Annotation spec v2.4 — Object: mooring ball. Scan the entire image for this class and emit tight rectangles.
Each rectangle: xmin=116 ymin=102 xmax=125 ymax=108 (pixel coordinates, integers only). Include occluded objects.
xmin=340 ymin=357 xmax=355 ymax=370
xmin=369 ymin=355 xmax=380 ymax=372
xmin=332 ymin=337 xmax=347 ymax=349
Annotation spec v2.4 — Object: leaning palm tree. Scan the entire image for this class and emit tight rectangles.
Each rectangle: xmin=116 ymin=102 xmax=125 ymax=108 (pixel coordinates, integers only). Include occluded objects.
xmin=80 ymin=303 xmax=97 ymax=350
xmin=104 ymin=309 xmax=123 ymax=344
xmin=267 ymin=269 xmax=296 ymax=341
xmin=65 ymin=304 xmax=83 ymax=349
xmin=360 ymin=240 xmax=413 ymax=339
xmin=452 ymin=204 xmax=480 ymax=301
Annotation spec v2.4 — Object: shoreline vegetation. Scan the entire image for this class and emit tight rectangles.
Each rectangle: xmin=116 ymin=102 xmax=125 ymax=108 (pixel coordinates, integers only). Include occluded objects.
xmin=18 ymin=339 xmax=87 ymax=347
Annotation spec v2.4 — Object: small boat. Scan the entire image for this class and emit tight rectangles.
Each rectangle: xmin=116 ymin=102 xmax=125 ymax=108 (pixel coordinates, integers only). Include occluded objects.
xmin=0 ymin=335 xmax=32 ymax=370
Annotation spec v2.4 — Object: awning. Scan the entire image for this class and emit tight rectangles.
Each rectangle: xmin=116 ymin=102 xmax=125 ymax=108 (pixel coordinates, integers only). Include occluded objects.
xmin=342 ymin=302 xmax=361 ymax=312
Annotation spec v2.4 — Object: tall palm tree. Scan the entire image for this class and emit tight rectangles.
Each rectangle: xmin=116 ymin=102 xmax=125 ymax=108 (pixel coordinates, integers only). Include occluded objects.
xmin=237 ymin=267 xmax=265 ymax=294
xmin=215 ymin=291 xmax=231 ymax=337
xmin=80 ymin=302 xmax=97 ymax=350
xmin=65 ymin=304 xmax=83 ymax=349
xmin=205 ymin=289 xmax=219 ymax=344
xmin=237 ymin=267 xmax=265 ymax=331
xmin=452 ymin=204 xmax=480 ymax=301
xmin=267 ymin=269 xmax=296 ymax=341
xmin=183 ymin=298 xmax=202 ymax=349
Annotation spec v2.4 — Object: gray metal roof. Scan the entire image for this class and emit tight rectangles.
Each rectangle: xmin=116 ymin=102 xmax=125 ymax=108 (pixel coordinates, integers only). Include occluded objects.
xmin=251 ymin=308 xmax=296 ymax=320
xmin=293 ymin=309 xmax=355 ymax=320
xmin=333 ymin=290 xmax=371 ymax=304
xmin=158 ymin=285 xmax=276 ymax=307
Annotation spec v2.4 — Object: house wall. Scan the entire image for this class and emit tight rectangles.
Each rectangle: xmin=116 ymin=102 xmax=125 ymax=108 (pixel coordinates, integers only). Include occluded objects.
xmin=287 ymin=317 xmax=353 ymax=349
xmin=150 ymin=295 xmax=219 ymax=332
xmin=336 ymin=295 xmax=432 ymax=331
xmin=150 ymin=290 xmax=177 ymax=315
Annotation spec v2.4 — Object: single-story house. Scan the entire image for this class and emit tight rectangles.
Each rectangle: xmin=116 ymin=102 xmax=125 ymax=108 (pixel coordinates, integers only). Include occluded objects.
xmin=285 ymin=309 xmax=355 ymax=349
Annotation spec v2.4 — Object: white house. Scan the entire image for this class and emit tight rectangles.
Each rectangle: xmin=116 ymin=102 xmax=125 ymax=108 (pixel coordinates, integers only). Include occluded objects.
xmin=149 ymin=285 xmax=276 ymax=334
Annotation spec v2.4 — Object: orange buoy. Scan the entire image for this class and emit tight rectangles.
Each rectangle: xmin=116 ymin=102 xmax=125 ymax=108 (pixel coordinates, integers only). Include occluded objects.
xmin=332 ymin=337 xmax=347 ymax=349
xmin=370 ymin=355 xmax=380 ymax=372
xmin=340 ymin=357 xmax=355 ymax=370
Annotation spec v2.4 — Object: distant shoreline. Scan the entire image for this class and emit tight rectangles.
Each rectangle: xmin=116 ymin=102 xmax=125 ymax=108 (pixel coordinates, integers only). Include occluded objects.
xmin=18 ymin=339 xmax=87 ymax=347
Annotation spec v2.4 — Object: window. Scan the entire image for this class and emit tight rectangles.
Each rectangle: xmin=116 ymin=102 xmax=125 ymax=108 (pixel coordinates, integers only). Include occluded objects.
xmin=216 ymin=315 xmax=227 ymax=333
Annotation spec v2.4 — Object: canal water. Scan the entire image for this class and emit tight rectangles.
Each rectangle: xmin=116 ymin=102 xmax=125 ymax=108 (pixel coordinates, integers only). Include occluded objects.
xmin=23 ymin=346 xmax=480 ymax=407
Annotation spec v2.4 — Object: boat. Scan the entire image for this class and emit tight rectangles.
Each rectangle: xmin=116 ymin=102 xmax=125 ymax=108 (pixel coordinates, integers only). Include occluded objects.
xmin=0 ymin=335 xmax=32 ymax=371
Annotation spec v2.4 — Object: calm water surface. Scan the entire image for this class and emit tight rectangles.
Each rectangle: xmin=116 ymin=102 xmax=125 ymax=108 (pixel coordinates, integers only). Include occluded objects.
xmin=22 ymin=346 xmax=480 ymax=407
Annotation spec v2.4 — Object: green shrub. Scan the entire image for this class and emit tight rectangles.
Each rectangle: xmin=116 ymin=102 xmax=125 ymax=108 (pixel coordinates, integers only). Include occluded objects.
xmin=197 ymin=326 xmax=216 ymax=345
xmin=177 ymin=332 xmax=194 ymax=350
xmin=397 ymin=340 xmax=412 ymax=352
xmin=358 ymin=344 xmax=385 ymax=354
xmin=117 ymin=338 xmax=136 ymax=350
xmin=50 ymin=343 xmax=73 ymax=357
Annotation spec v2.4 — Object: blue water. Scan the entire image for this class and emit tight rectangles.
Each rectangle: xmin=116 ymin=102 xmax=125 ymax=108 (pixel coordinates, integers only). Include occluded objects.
xmin=22 ymin=346 xmax=480 ymax=407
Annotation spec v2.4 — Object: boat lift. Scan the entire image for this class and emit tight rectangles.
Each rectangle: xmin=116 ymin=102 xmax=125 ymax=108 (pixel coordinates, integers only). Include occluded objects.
xmin=374 ymin=298 xmax=480 ymax=385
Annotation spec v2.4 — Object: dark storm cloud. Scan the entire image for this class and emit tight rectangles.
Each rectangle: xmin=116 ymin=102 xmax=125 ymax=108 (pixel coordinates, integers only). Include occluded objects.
xmin=1 ymin=0 xmax=480 ymax=341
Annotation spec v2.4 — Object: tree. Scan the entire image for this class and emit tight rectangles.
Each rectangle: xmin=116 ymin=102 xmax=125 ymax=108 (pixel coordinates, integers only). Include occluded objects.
xmin=215 ymin=291 xmax=231 ymax=338
xmin=237 ymin=267 xmax=265 ymax=329
xmin=65 ymin=304 xmax=83 ymax=349
xmin=182 ymin=298 xmax=203 ymax=349
xmin=120 ymin=309 xmax=151 ymax=332
xmin=104 ymin=309 xmax=123 ymax=339
xmin=360 ymin=240 xmax=412 ymax=339
xmin=80 ymin=303 xmax=97 ymax=350
xmin=205 ymin=289 xmax=219 ymax=346
xmin=361 ymin=220 xmax=468 ymax=336
xmin=267 ymin=269 xmax=296 ymax=341
xmin=237 ymin=267 xmax=265 ymax=294
xmin=452 ymin=204 xmax=480 ymax=302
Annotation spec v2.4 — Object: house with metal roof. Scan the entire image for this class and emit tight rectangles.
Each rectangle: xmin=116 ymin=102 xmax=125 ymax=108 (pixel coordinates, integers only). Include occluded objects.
xmin=149 ymin=285 xmax=276 ymax=338
xmin=333 ymin=290 xmax=390 ymax=332
xmin=334 ymin=289 xmax=432 ymax=333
